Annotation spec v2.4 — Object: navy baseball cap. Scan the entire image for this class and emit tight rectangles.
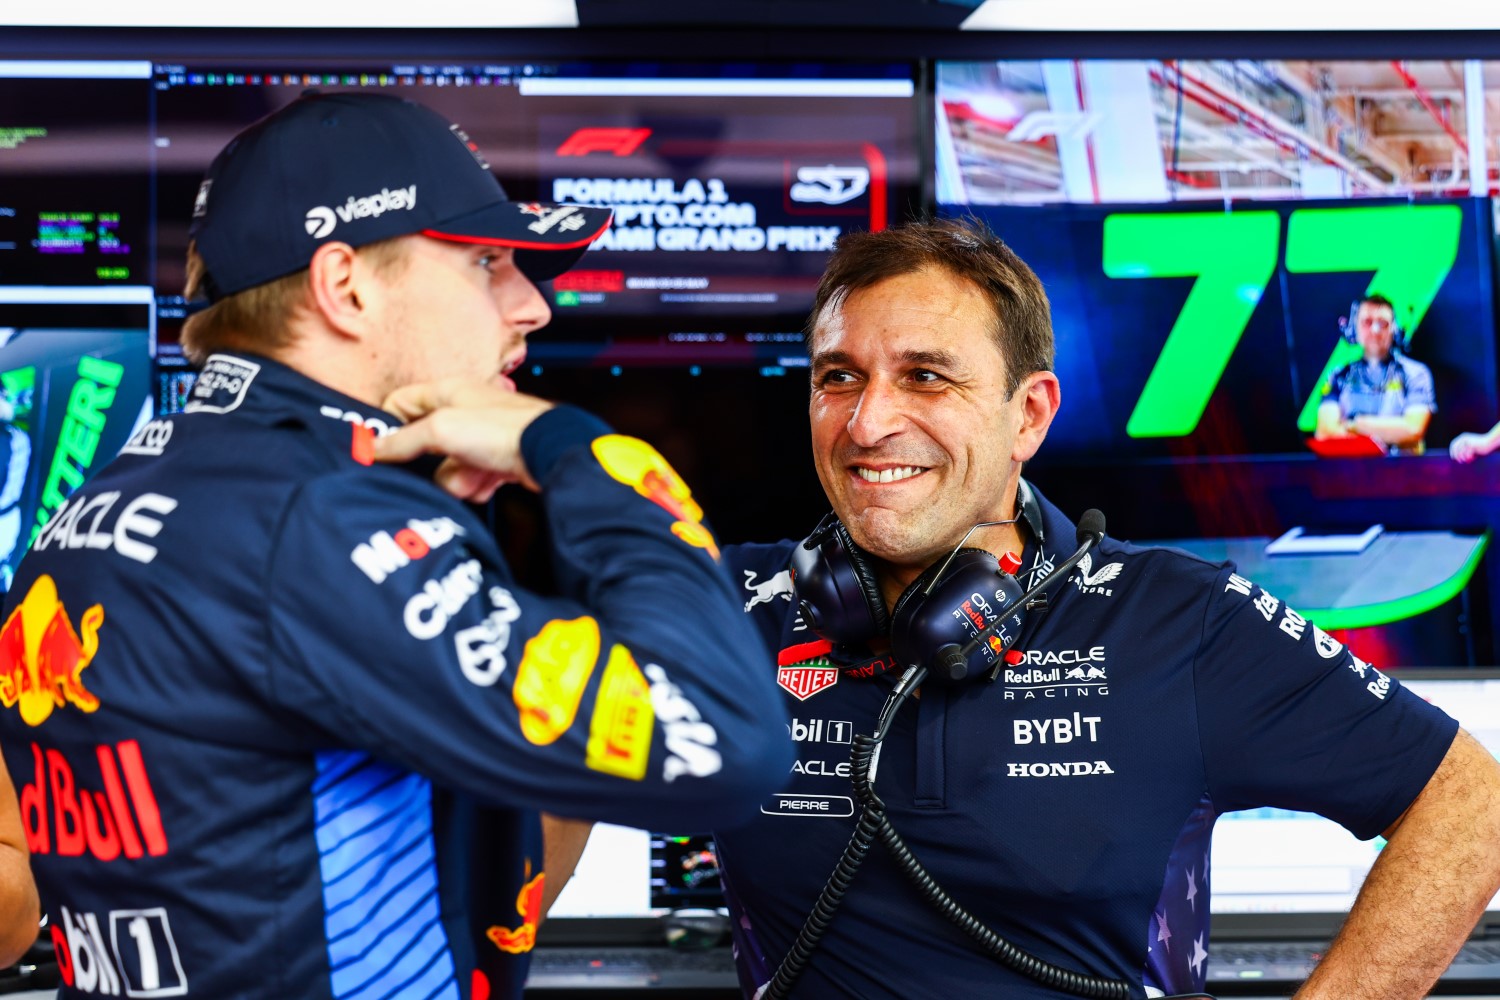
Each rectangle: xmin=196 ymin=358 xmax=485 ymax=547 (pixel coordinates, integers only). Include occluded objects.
xmin=188 ymin=91 xmax=612 ymax=302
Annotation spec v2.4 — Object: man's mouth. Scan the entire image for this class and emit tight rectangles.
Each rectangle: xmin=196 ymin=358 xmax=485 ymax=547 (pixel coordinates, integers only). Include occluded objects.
xmin=854 ymin=465 xmax=926 ymax=484
xmin=496 ymin=354 xmax=525 ymax=391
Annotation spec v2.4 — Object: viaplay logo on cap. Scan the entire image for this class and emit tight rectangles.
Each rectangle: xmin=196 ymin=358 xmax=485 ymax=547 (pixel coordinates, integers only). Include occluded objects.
xmin=304 ymin=184 xmax=420 ymax=239
xmin=305 ymin=207 xmax=337 ymax=239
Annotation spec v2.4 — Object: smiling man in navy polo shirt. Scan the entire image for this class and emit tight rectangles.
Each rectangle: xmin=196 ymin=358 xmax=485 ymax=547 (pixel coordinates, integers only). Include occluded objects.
xmin=715 ymin=218 xmax=1500 ymax=1000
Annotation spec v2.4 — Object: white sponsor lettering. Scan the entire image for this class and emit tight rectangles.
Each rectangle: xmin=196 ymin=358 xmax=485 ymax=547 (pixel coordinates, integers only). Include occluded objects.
xmin=762 ymin=793 xmax=855 ymax=817
xmin=1021 ymin=646 xmax=1106 ymax=666
xmin=1006 ymin=760 xmax=1116 ymax=777
xmin=453 ymin=587 xmax=522 ymax=687
xmin=1012 ymin=713 xmax=1102 ymax=745
xmin=1366 ymin=665 xmax=1392 ymax=700
xmin=120 ymin=420 xmax=173 ymax=457
xmin=1252 ymin=589 xmax=1280 ymax=621
xmin=403 ymin=559 xmax=483 ymax=640
xmin=787 ymin=718 xmax=853 ymax=744
xmin=524 ymin=204 xmax=586 ymax=235
xmin=61 ymin=905 xmax=121 ymax=995
xmin=33 ymin=491 xmax=178 ymax=565
xmin=1224 ymin=573 xmax=1253 ymax=596
xmin=304 ymin=185 xmax=418 ymax=239
xmin=1004 ymin=687 xmax=1109 ymax=700
xmin=351 ymin=517 xmax=465 ymax=584
xmin=644 ymin=663 xmax=722 ymax=782
xmin=1278 ymin=606 xmax=1308 ymax=640
xmin=743 ymin=568 xmax=794 ymax=611
xmin=57 ymin=904 xmax=189 ymax=996
xmin=334 ymin=184 xmax=417 ymax=224
xmin=185 ymin=355 xmax=260 ymax=414
xmin=792 ymin=758 xmax=851 ymax=778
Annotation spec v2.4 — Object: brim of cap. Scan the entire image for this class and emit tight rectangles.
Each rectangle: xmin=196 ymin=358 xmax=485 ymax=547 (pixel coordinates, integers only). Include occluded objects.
xmin=421 ymin=201 xmax=613 ymax=282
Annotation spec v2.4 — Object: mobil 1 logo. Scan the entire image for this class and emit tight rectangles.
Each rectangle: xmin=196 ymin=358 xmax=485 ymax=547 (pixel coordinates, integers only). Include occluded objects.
xmin=787 ymin=718 xmax=852 ymax=744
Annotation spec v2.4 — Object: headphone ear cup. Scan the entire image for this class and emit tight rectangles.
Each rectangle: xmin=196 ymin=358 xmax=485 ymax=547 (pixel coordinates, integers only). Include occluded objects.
xmin=1341 ymin=301 xmax=1360 ymax=345
xmin=888 ymin=553 xmax=960 ymax=629
xmin=888 ymin=549 xmax=1026 ymax=684
xmin=788 ymin=516 xmax=888 ymax=645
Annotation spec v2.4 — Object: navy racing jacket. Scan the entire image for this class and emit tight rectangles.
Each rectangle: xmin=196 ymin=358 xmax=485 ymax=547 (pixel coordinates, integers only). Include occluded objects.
xmin=0 ymin=352 xmax=792 ymax=999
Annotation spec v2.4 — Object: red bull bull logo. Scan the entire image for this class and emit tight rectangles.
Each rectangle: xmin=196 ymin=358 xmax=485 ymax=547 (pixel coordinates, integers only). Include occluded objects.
xmin=0 ymin=575 xmax=103 ymax=727
xmin=487 ymin=862 xmax=545 ymax=954
xmin=591 ymin=436 xmax=720 ymax=560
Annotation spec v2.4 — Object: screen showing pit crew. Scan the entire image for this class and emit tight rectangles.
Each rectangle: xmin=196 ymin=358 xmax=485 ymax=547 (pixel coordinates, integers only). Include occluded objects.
xmin=152 ymin=59 xmax=920 ymax=370
xmin=936 ymin=57 xmax=1500 ymax=669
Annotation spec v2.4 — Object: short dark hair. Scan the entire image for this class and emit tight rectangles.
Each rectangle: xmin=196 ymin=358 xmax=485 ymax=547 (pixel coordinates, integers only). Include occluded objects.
xmin=1359 ymin=293 xmax=1396 ymax=314
xmin=805 ymin=217 xmax=1054 ymax=396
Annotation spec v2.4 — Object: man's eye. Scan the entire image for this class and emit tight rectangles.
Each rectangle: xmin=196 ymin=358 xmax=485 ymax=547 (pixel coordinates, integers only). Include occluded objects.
xmin=477 ymin=254 xmax=498 ymax=270
xmin=911 ymin=369 xmax=943 ymax=384
xmin=816 ymin=369 xmax=855 ymax=386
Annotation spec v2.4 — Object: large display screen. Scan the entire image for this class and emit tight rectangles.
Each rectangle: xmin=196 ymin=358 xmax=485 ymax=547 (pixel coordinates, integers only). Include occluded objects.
xmin=0 ymin=56 xmax=917 ymax=583
xmin=150 ymin=59 xmax=920 ymax=368
xmin=937 ymin=57 xmax=1500 ymax=666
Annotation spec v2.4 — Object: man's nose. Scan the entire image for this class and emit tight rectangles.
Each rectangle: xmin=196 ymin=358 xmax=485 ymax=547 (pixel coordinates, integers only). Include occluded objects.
xmin=846 ymin=380 xmax=905 ymax=448
xmin=504 ymin=274 xmax=552 ymax=337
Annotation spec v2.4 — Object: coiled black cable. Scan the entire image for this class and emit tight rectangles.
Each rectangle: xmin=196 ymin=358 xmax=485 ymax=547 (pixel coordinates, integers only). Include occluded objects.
xmin=763 ymin=666 xmax=1131 ymax=1000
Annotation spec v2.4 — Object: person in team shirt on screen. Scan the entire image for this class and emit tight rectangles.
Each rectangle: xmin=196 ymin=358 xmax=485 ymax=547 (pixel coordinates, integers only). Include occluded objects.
xmin=1315 ymin=294 xmax=1436 ymax=455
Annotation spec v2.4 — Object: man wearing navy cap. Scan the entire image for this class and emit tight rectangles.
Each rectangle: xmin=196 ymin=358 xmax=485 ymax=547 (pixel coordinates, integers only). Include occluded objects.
xmin=0 ymin=92 xmax=791 ymax=999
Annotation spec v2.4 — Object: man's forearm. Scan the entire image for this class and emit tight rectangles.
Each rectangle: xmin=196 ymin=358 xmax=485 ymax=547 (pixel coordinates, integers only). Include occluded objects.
xmin=1351 ymin=410 xmax=1429 ymax=448
xmin=1294 ymin=729 xmax=1500 ymax=999
xmin=541 ymin=814 xmax=595 ymax=919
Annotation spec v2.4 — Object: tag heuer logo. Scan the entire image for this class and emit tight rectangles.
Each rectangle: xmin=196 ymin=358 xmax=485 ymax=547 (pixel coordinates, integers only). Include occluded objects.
xmin=778 ymin=664 xmax=838 ymax=701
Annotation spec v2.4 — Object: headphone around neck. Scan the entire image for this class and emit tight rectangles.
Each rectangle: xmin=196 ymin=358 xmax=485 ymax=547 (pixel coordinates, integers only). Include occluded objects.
xmin=788 ymin=485 xmax=1046 ymax=685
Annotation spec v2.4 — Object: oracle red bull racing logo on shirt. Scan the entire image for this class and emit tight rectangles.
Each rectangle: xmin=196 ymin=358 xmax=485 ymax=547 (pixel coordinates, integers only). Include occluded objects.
xmin=590 ymin=436 xmax=720 ymax=560
xmin=0 ymin=575 xmax=103 ymax=726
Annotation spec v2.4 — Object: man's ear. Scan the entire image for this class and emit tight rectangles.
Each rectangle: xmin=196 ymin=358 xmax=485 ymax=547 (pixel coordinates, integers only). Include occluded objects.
xmin=1012 ymin=370 xmax=1061 ymax=464
xmin=306 ymin=241 xmax=372 ymax=340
